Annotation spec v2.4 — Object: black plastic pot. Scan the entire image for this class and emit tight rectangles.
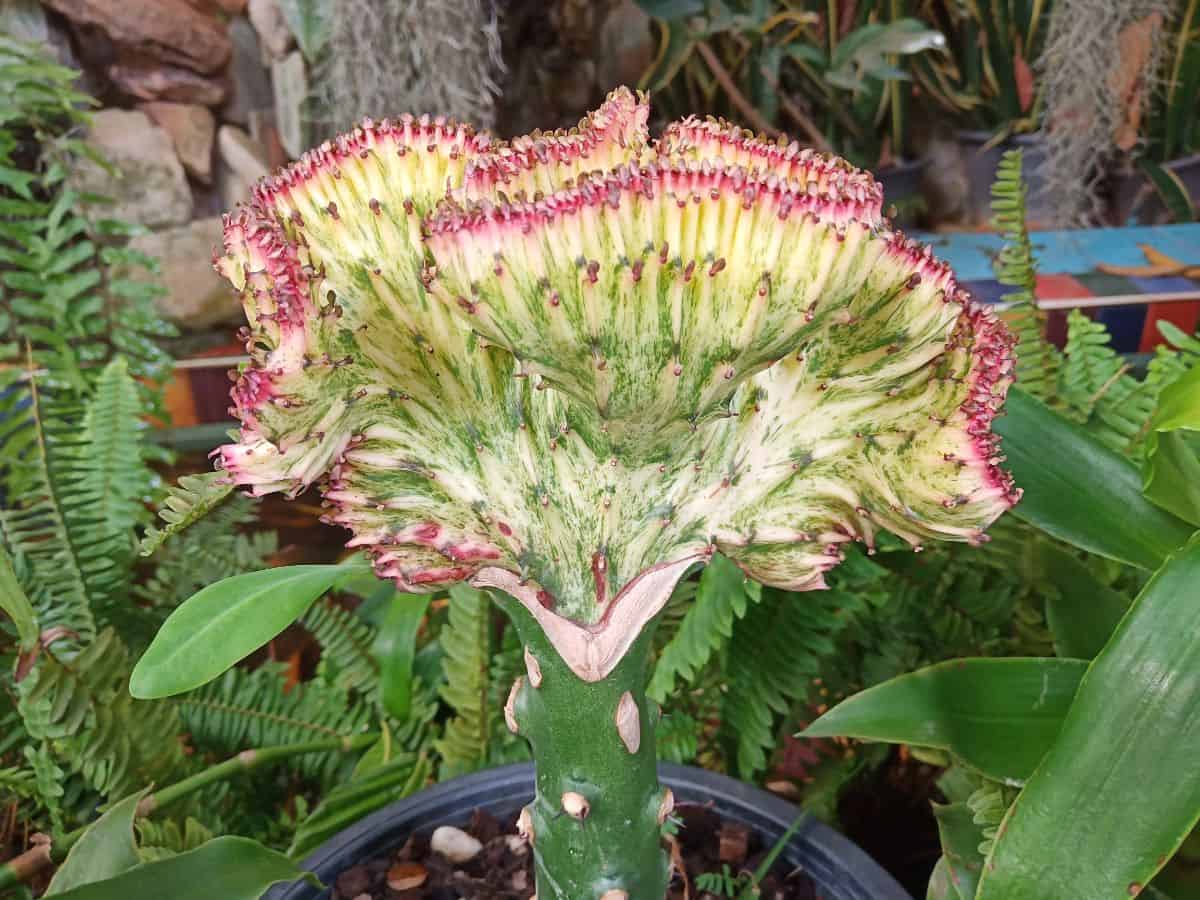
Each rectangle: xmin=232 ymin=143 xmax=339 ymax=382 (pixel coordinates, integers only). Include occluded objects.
xmin=958 ymin=130 xmax=1051 ymax=225
xmin=873 ymin=159 xmax=928 ymax=227
xmin=264 ymin=763 xmax=911 ymax=900
xmin=1108 ymin=153 xmax=1200 ymax=225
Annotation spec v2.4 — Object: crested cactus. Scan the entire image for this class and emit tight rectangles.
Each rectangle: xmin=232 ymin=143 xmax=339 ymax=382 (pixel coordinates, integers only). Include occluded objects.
xmin=215 ymin=87 xmax=1018 ymax=899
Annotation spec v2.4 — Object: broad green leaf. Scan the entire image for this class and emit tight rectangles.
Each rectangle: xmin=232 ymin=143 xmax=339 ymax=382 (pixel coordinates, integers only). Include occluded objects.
xmin=1144 ymin=366 xmax=1200 ymax=525
xmin=931 ymin=802 xmax=986 ymax=900
xmin=374 ymin=592 xmax=432 ymax=722
xmin=927 ymin=856 xmax=967 ymax=900
xmin=0 ymin=545 xmax=38 ymax=651
xmin=130 ymin=563 xmax=367 ymax=699
xmin=1154 ymin=365 xmax=1200 ymax=432
xmin=1143 ymin=431 xmax=1200 ymax=526
xmin=1035 ymin=542 xmax=1130 ymax=659
xmin=45 ymin=791 xmax=146 ymax=895
xmin=801 ymin=657 xmax=1087 ymax=784
xmin=978 ymin=536 xmax=1200 ymax=899
xmin=995 ymin=389 xmax=1194 ymax=569
xmin=49 ymin=837 xmax=316 ymax=900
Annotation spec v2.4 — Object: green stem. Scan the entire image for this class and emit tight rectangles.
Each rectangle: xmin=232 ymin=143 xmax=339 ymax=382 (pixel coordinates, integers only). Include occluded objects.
xmin=0 ymin=734 xmax=376 ymax=894
xmin=498 ymin=597 xmax=671 ymax=900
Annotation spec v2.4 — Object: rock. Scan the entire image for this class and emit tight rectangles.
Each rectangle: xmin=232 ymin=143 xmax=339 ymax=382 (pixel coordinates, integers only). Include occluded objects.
xmin=73 ymin=109 xmax=192 ymax=228
xmin=386 ymin=862 xmax=428 ymax=892
xmin=109 ymin=57 xmax=229 ymax=106
xmin=429 ymin=826 xmax=483 ymax=864
xmin=217 ymin=124 xmax=268 ymax=208
xmin=41 ymin=0 xmax=232 ymax=74
xmin=218 ymin=124 xmax=268 ymax=181
xmin=597 ymin=0 xmax=654 ymax=92
xmin=222 ymin=16 xmax=273 ymax=126
xmin=183 ymin=0 xmax=247 ymax=12
xmin=129 ymin=218 xmax=235 ymax=329
xmin=272 ymin=50 xmax=307 ymax=158
xmin=247 ymin=0 xmax=293 ymax=59
xmin=139 ymin=102 xmax=215 ymax=183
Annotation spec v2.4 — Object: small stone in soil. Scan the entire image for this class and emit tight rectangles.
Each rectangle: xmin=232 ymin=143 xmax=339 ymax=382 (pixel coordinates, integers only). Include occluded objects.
xmin=330 ymin=802 xmax=821 ymax=899
xmin=430 ymin=825 xmax=483 ymax=863
xmin=387 ymin=862 xmax=428 ymax=891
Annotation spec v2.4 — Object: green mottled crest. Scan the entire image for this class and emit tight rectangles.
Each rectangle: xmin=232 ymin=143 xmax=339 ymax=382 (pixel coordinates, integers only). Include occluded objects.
xmin=216 ymin=90 xmax=1017 ymax=680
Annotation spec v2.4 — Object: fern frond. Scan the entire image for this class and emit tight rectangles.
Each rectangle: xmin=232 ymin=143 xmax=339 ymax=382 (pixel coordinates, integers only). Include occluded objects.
xmin=656 ymin=712 xmax=700 ymax=765
xmin=0 ymin=375 xmax=95 ymax=649
xmin=23 ymin=742 xmax=66 ymax=834
xmin=136 ymin=817 xmax=216 ymax=863
xmin=435 ymin=585 xmax=492 ymax=779
xmin=990 ymin=149 xmax=1062 ymax=402
xmin=16 ymin=628 xmax=187 ymax=799
xmin=288 ymin=746 xmax=430 ymax=859
xmin=648 ymin=554 xmax=757 ymax=702
xmin=178 ymin=663 xmax=374 ymax=784
xmin=302 ymin=600 xmax=380 ymax=704
xmin=139 ymin=472 xmax=235 ymax=557
xmin=138 ymin=493 xmax=275 ymax=613
xmin=721 ymin=584 xmax=865 ymax=780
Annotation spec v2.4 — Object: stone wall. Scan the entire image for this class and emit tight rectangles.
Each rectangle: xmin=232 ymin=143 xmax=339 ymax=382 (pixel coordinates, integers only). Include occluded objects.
xmin=3 ymin=0 xmax=298 ymax=330
xmin=2 ymin=0 xmax=655 ymax=333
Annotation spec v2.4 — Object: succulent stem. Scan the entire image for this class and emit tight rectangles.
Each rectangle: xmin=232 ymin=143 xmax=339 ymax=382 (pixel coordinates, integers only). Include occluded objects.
xmin=497 ymin=595 xmax=671 ymax=900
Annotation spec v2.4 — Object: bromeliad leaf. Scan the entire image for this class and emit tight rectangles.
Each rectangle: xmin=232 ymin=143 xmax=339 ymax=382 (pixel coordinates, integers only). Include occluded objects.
xmin=978 ymin=535 xmax=1200 ymax=899
xmin=996 ymin=388 xmax=1194 ymax=569
xmin=130 ymin=562 xmax=368 ymax=699
xmin=1143 ymin=365 xmax=1200 ymax=526
xmin=801 ymin=657 xmax=1087 ymax=784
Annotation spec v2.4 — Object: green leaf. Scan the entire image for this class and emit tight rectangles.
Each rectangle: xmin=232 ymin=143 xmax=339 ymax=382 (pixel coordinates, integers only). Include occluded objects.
xmin=130 ymin=563 xmax=367 ymax=699
xmin=801 ymin=657 xmax=1087 ymax=784
xmin=931 ymin=802 xmax=986 ymax=900
xmin=995 ymin=388 xmax=1194 ymax=569
xmin=0 ymin=544 xmax=38 ymax=651
xmin=374 ymin=592 xmax=432 ymax=722
xmin=1142 ymin=432 xmax=1200 ymax=526
xmin=1144 ymin=366 xmax=1200 ymax=526
xmin=1035 ymin=542 xmax=1130 ymax=659
xmin=278 ymin=0 xmax=332 ymax=61
xmin=47 ymin=837 xmax=317 ymax=900
xmin=45 ymin=791 xmax=146 ymax=895
xmin=978 ymin=536 xmax=1200 ymax=899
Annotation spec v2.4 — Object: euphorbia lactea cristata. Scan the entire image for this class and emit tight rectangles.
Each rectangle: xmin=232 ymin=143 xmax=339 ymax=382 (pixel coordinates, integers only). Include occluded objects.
xmin=216 ymin=88 xmax=1017 ymax=899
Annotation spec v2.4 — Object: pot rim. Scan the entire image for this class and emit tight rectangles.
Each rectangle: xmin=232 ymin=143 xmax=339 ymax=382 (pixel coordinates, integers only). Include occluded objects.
xmin=265 ymin=762 xmax=912 ymax=900
xmin=956 ymin=128 xmax=1043 ymax=146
